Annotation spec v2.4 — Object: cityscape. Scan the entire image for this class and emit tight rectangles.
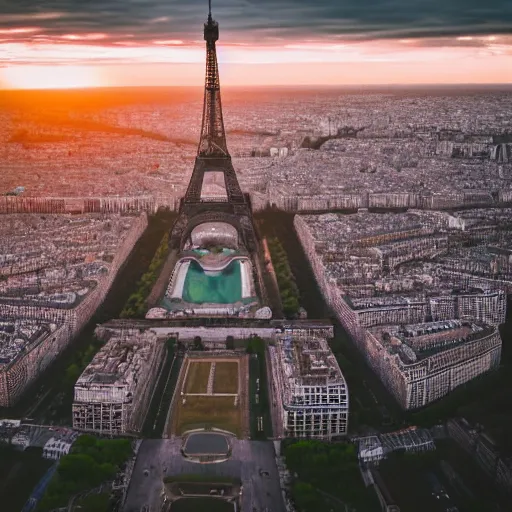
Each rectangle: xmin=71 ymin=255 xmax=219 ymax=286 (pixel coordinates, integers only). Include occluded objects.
xmin=1 ymin=1 xmax=512 ymax=512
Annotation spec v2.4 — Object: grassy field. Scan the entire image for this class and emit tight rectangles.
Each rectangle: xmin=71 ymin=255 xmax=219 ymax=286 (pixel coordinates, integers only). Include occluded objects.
xmin=170 ymin=497 xmax=234 ymax=512
xmin=213 ymin=361 xmax=239 ymax=394
xmin=172 ymin=395 xmax=242 ymax=436
xmin=184 ymin=362 xmax=211 ymax=394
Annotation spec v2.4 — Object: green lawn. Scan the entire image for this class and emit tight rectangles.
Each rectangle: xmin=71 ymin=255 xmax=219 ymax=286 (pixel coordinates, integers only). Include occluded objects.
xmin=184 ymin=361 xmax=211 ymax=394
xmin=171 ymin=395 xmax=242 ymax=437
xmin=213 ymin=362 xmax=239 ymax=394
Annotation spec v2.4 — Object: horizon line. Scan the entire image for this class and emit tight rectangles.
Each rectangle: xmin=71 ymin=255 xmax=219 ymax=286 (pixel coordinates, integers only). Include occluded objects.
xmin=1 ymin=82 xmax=512 ymax=92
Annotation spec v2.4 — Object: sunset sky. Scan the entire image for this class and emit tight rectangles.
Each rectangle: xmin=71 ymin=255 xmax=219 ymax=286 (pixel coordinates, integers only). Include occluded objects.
xmin=0 ymin=0 xmax=511 ymax=88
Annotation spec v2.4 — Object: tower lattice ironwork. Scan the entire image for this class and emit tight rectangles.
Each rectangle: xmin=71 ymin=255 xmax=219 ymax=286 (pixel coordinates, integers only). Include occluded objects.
xmin=198 ymin=1 xmax=227 ymax=158
xmin=170 ymin=1 xmax=257 ymax=251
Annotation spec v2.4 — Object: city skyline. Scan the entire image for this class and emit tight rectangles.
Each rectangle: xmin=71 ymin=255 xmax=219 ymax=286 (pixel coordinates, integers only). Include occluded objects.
xmin=1 ymin=0 xmax=511 ymax=88
xmin=1 ymin=1 xmax=512 ymax=510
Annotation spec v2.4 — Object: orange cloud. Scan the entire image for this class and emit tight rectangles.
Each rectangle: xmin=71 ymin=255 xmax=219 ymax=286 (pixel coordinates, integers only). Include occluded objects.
xmin=0 ymin=33 xmax=511 ymax=88
xmin=60 ymin=33 xmax=109 ymax=41
xmin=0 ymin=27 xmax=41 ymax=35
xmin=153 ymin=40 xmax=184 ymax=45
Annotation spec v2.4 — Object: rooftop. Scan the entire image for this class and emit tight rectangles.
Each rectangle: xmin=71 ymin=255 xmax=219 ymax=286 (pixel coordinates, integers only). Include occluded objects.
xmin=277 ymin=334 xmax=345 ymax=388
xmin=0 ymin=213 xmax=144 ymax=310
xmin=0 ymin=318 xmax=58 ymax=366
xmin=370 ymin=320 xmax=495 ymax=364
xmin=75 ymin=330 xmax=157 ymax=392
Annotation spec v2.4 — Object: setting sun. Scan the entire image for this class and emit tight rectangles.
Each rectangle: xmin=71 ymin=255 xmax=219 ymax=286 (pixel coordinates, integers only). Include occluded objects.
xmin=3 ymin=65 xmax=101 ymax=90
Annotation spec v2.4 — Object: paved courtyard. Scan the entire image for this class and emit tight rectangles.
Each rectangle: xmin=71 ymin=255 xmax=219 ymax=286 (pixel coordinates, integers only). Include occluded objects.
xmin=123 ymin=438 xmax=285 ymax=512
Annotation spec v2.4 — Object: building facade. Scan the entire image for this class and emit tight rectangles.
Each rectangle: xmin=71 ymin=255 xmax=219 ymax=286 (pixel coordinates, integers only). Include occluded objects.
xmin=363 ymin=322 xmax=501 ymax=409
xmin=294 ymin=213 xmax=506 ymax=410
xmin=72 ymin=329 xmax=164 ymax=435
xmin=269 ymin=330 xmax=348 ymax=438
xmin=0 ymin=213 xmax=147 ymax=407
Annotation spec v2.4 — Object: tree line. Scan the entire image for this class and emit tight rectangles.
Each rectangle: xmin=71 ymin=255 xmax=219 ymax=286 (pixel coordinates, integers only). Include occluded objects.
xmin=266 ymin=237 xmax=301 ymax=318
xmin=283 ymin=439 xmax=379 ymax=511
xmin=37 ymin=435 xmax=132 ymax=512
xmin=120 ymin=232 xmax=169 ymax=318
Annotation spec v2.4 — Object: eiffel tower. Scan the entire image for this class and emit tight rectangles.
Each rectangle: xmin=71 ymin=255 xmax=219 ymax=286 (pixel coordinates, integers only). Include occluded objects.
xmin=170 ymin=0 xmax=257 ymax=252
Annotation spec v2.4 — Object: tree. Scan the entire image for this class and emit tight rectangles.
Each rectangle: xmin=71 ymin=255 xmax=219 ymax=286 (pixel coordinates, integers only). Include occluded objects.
xmin=193 ymin=336 xmax=204 ymax=351
xmin=246 ymin=336 xmax=265 ymax=355
xmin=64 ymin=363 xmax=81 ymax=386
xmin=77 ymin=493 xmax=110 ymax=512
xmin=38 ymin=435 xmax=133 ymax=512
xmin=292 ymin=481 xmax=322 ymax=511
xmin=73 ymin=434 xmax=97 ymax=450
xmin=119 ymin=231 xmax=169 ymax=318
xmin=283 ymin=440 xmax=371 ymax=510
xmin=57 ymin=453 xmax=100 ymax=485
xmin=166 ymin=338 xmax=176 ymax=351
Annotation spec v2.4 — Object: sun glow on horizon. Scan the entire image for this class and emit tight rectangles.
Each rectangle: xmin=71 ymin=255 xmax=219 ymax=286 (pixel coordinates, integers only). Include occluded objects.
xmin=0 ymin=35 xmax=511 ymax=89
xmin=3 ymin=65 xmax=101 ymax=90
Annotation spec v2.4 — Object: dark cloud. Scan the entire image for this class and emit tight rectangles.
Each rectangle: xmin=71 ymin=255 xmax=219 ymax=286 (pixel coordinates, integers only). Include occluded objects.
xmin=0 ymin=0 xmax=510 ymax=44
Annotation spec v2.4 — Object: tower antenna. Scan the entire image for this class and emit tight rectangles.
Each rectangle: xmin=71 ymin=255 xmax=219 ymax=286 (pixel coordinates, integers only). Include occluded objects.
xmin=208 ymin=0 xmax=212 ymax=21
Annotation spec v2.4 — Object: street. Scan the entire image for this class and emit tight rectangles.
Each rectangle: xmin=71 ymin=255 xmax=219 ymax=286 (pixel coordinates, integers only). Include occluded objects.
xmin=123 ymin=438 xmax=285 ymax=512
